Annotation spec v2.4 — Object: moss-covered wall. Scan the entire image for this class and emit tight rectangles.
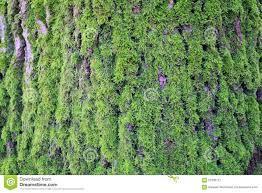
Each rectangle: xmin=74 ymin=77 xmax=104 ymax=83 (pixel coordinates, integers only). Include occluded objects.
xmin=0 ymin=0 xmax=261 ymax=174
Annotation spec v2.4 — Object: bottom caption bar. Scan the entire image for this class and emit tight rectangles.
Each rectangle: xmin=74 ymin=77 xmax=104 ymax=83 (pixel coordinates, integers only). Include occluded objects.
xmin=0 ymin=175 xmax=261 ymax=193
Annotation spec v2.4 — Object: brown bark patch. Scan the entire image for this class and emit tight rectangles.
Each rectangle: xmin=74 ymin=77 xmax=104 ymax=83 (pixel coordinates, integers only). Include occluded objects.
xmin=132 ymin=5 xmax=141 ymax=14
xmin=234 ymin=18 xmax=242 ymax=43
xmin=36 ymin=19 xmax=48 ymax=35
xmin=246 ymin=148 xmax=262 ymax=175
xmin=256 ymin=88 xmax=262 ymax=102
xmin=168 ymin=0 xmax=175 ymax=9
xmin=158 ymin=72 xmax=167 ymax=89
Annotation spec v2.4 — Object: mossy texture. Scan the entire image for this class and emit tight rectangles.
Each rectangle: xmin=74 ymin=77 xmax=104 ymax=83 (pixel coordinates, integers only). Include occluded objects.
xmin=0 ymin=0 xmax=261 ymax=174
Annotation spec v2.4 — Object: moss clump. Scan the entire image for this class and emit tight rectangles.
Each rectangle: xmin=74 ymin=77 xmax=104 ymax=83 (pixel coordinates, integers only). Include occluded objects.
xmin=0 ymin=0 xmax=261 ymax=174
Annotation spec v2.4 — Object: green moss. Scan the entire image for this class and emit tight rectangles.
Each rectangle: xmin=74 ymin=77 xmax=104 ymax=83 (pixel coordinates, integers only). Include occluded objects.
xmin=0 ymin=0 xmax=261 ymax=175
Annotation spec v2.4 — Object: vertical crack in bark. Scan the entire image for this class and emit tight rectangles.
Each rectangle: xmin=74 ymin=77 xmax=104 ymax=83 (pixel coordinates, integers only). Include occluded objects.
xmin=6 ymin=140 xmax=15 ymax=156
xmin=0 ymin=15 xmax=5 ymax=42
xmin=19 ymin=0 xmax=33 ymax=84
xmin=13 ymin=0 xmax=25 ymax=62
xmin=14 ymin=35 xmax=25 ymax=62
xmin=45 ymin=6 xmax=51 ymax=28
xmin=234 ymin=18 xmax=242 ymax=44
xmin=0 ymin=15 xmax=6 ymax=53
